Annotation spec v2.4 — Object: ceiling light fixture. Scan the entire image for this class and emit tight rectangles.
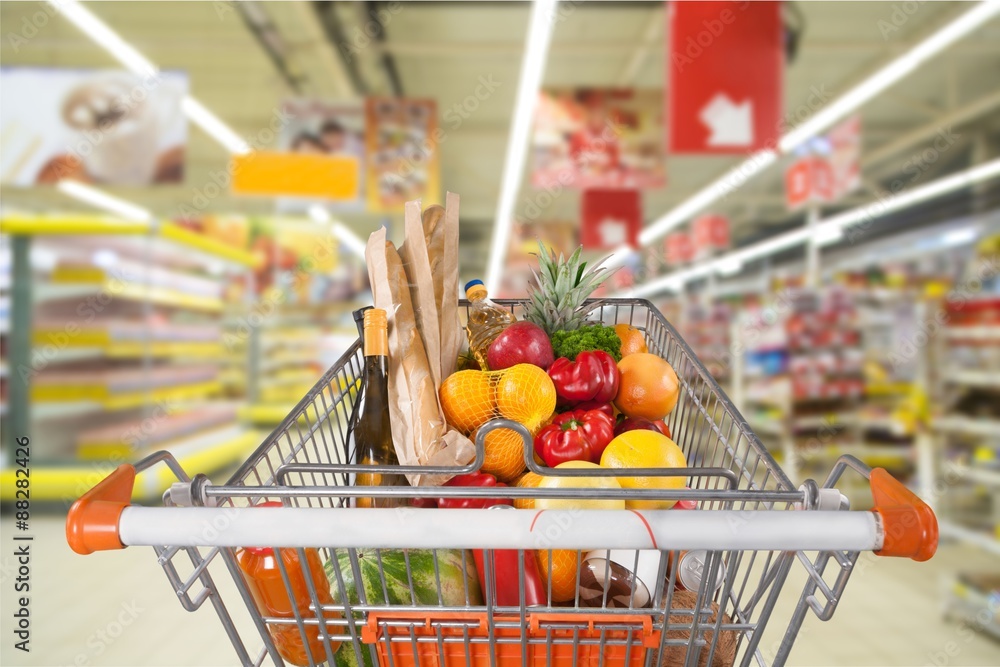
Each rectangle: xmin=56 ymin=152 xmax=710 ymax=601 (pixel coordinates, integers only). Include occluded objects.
xmin=484 ymin=0 xmax=559 ymax=293
xmin=631 ymin=156 xmax=1000 ymax=297
xmin=615 ymin=1 xmax=1000 ymax=267
xmin=332 ymin=222 xmax=368 ymax=259
xmin=56 ymin=0 xmax=250 ymax=154
xmin=310 ymin=205 xmax=368 ymax=259
xmin=57 ymin=179 xmax=152 ymax=223
xmin=181 ymin=97 xmax=252 ymax=155
xmin=56 ymin=0 xmax=158 ymax=78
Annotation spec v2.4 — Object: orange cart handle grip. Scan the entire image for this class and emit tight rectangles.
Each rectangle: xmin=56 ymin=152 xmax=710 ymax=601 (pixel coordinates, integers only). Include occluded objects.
xmin=66 ymin=464 xmax=136 ymax=555
xmin=870 ymin=467 xmax=938 ymax=561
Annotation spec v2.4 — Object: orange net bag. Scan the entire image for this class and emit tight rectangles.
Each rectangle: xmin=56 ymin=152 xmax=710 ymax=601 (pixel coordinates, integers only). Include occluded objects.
xmin=439 ymin=364 xmax=556 ymax=482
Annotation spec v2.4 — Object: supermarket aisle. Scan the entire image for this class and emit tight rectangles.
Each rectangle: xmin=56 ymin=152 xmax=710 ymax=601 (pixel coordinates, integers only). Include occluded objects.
xmin=3 ymin=515 xmax=998 ymax=667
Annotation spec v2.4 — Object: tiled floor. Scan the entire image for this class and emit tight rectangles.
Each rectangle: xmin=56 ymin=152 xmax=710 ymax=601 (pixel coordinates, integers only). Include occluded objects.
xmin=2 ymin=515 xmax=998 ymax=667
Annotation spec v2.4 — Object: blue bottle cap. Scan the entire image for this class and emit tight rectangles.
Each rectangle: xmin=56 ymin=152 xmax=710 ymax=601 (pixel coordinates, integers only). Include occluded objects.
xmin=464 ymin=279 xmax=484 ymax=291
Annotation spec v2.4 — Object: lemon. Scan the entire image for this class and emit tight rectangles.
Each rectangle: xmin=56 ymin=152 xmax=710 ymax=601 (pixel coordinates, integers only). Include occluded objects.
xmin=600 ymin=430 xmax=687 ymax=509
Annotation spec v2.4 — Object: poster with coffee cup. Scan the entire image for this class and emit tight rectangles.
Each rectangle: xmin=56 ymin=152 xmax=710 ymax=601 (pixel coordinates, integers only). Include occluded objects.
xmin=0 ymin=68 xmax=187 ymax=186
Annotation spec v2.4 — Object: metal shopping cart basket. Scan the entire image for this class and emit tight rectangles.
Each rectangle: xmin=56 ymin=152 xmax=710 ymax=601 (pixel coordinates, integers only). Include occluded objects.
xmin=67 ymin=299 xmax=938 ymax=667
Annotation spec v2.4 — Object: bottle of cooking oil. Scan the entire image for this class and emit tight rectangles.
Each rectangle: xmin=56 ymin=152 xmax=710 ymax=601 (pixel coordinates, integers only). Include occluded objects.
xmin=465 ymin=279 xmax=515 ymax=370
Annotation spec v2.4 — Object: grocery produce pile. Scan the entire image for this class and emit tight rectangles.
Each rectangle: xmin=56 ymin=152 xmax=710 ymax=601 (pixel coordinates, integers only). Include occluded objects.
xmin=244 ymin=197 xmax=737 ymax=667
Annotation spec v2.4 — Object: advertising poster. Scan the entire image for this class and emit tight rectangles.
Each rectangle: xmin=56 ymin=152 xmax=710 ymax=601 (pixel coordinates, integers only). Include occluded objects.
xmin=532 ymin=88 xmax=666 ymax=190
xmin=785 ymin=115 xmax=861 ymax=210
xmin=0 ymin=68 xmax=188 ymax=186
xmin=365 ymin=97 xmax=440 ymax=212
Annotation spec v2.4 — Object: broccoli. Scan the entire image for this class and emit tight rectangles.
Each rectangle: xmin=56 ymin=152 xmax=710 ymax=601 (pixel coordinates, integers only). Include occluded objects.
xmin=550 ymin=325 xmax=622 ymax=362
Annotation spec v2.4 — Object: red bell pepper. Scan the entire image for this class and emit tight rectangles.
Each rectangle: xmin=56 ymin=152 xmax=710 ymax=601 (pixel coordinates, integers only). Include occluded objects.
xmin=547 ymin=350 xmax=620 ymax=407
xmin=533 ymin=408 xmax=616 ymax=467
xmin=437 ymin=472 xmax=513 ymax=509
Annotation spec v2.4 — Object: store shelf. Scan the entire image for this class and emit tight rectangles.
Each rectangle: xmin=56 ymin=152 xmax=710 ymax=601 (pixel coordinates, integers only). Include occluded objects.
xmin=943 ymin=369 xmax=1000 ymax=390
xmin=944 ymin=326 xmax=1000 ymax=342
xmin=31 ymin=380 xmax=222 ymax=414
xmin=36 ymin=282 xmax=224 ymax=312
xmin=0 ymin=215 xmax=258 ymax=267
xmin=939 ymin=520 xmax=1000 ymax=557
xmin=0 ymin=428 xmax=259 ymax=502
xmin=945 ymin=575 xmax=1000 ymax=641
xmin=947 ymin=464 xmax=1000 ymax=487
xmin=30 ymin=335 xmax=224 ymax=359
xmin=932 ymin=415 xmax=1000 ymax=439
xmin=241 ymin=403 xmax=301 ymax=425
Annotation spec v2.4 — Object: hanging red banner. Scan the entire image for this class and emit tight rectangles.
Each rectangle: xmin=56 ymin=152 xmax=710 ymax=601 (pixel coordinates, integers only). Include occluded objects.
xmin=665 ymin=231 xmax=694 ymax=265
xmin=581 ymin=189 xmax=641 ymax=250
xmin=668 ymin=1 xmax=783 ymax=154
xmin=692 ymin=214 xmax=730 ymax=254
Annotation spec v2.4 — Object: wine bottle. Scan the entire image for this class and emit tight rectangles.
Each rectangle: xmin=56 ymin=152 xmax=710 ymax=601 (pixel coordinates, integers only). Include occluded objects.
xmin=354 ymin=308 xmax=403 ymax=507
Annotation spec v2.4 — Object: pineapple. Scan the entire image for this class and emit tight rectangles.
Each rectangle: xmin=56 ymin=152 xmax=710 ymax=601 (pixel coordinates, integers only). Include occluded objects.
xmin=525 ymin=242 xmax=614 ymax=334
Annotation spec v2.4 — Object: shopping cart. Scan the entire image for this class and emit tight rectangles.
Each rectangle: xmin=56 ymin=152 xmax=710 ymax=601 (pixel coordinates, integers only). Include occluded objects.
xmin=67 ymin=299 xmax=937 ymax=667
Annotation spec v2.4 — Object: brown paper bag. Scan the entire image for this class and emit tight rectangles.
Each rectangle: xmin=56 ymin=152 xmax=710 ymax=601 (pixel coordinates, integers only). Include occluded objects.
xmin=401 ymin=200 xmax=443 ymax=388
xmin=366 ymin=226 xmax=474 ymax=486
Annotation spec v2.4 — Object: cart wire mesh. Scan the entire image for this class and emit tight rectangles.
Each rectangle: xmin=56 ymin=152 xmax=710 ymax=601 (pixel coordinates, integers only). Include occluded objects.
xmin=148 ymin=299 xmax=864 ymax=667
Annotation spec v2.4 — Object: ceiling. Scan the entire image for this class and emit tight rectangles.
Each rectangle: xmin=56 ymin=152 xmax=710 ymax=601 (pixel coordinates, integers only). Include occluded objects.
xmin=2 ymin=1 xmax=1000 ymax=271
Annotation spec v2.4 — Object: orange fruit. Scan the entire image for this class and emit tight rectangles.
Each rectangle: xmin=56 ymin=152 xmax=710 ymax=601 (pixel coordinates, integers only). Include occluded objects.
xmin=614 ymin=323 xmax=648 ymax=357
xmin=600 ymin=430 xmax=687 ymax=510
xmin=440 ymin=370 xmax=495 ymax=434
xmin=535 ymin=461 xmax=625 ymax=511
xmin=536 ymin=548 xmax=581 ymax=603
xmin=477 ymin=426 xmax=528 ymax=482
xmin=613 ymin=353 xmax=679 ymax=420
xmin=495 ymin=364 xmax=556 ymax=431
xmin=512 ymin=471 xmax=543 ymax=509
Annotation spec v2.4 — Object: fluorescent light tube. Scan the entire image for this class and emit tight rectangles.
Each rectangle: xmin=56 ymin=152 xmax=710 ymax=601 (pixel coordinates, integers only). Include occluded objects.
xmin=940 ymin=227 xmax=978 ymax=247
xmin=56 ymin=0 xmax=158 ymax=79
xmin=631 ymin=157 xmax=1000 ymax=298
xmin=54 ymin=1 xmax=249 ymax=155
xmin=484 ymin=0 xmax=559 ymax=293
xmin=308 ymin=205 xmax=332 ymax=224
xmin=715 ymin=257 xmax=743 ymax=276
xmin=57 ymin=180 xmax=152 ymax=222
xmin=332 ymin=222 xmax=368 ymax=259
xmin=780 ymin=1 xmax=1000 ymax=154
xmin=181 ymin=97 xmax=251 ymax=155
xmin=635 ymin=1 xmax=1000 ymax=253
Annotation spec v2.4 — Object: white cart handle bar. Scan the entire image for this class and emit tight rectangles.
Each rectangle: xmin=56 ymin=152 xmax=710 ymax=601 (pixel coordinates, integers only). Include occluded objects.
xmin=67 ymin=452 xmax=937 ymax=561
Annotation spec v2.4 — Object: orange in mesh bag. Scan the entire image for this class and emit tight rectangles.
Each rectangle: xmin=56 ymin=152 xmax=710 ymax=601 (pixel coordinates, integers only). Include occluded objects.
xmin=439 ymin=364 xmax=556 ymax=482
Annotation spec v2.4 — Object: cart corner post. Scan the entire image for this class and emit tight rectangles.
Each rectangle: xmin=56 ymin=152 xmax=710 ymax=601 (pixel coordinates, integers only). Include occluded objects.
xmin=870 ymin=467 xmax=939 ymax=561
xmin=66 ymin=464 xmax=136 ymax=554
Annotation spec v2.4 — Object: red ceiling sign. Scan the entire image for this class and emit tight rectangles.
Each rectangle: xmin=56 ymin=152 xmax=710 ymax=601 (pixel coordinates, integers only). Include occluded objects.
xmin=665 ymin=231 xmax=694 ymax=265
xmin=692 ymin=214 xmax=731 ymax=254
xmin=581 ymin=189 xmax=641 ymax=250
xmin=668 ymin=1 xmax=783 ymax=154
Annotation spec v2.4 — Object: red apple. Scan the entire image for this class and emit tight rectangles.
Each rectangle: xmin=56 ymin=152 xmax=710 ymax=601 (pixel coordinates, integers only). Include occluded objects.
xmin=614 ymin=416 xmax=672 ymax=439
xmin=487 ymin=321 xmax=554 ymax=370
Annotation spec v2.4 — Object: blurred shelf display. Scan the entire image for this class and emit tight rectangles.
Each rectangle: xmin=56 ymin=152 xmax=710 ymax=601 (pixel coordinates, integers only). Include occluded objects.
xmin=925 ymin=294 xmax=1000 ymax=571
xmin=0 ymin=216 xmax=260 ymax=495
xmin=943 ymin=573 xmax=1000 ymax=641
